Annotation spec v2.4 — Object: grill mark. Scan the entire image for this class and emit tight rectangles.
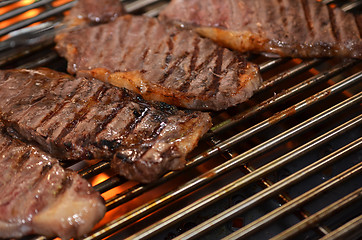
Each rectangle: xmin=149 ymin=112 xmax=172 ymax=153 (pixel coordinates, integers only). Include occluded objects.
xmin=0 ymin=76 xmax=46 ymax=110
xmin=13 ymin=149 xmax=31 ymax=171
xmin=194 ymin=48 xmax=219 ymax=72
xmin=220 ymin=54 xmax=244 ymax=84
xmin=301 ymin=0 xmax=315 ymax=38
xmin=120 ymin=17 xmax=152 ymax=68
xmin=54 ymin=171 xmax=73 ymax=197
xmin=94 ymin=25 xmax=104 ymax=42
xmin=354 ymin=15 xmax=362 ymax=39
xmin=277 ymin=0 xmax=288 ymax=33
xmin=27 ymin=162 xmax=54 ymax=194
xmin=94 ymin=27 xmax=108 ymax=63
xmin=177 ymin=37 xmax=200 ymax=93
xmin=54 ymin=85 xmax=109 ymax=144
xmin=327 ymin=7 xmax=340 ymax=42
xmin=136 ymin=115 xmax=169 ymax=161
xmin=142 ymin=47 xmax=150 ymax=61
xmin=37 ymin=79 xmax=85 ymax=129
xmin=202 ymin=47 xmax=224 ymax=96
xmin=164 ymin=36 xmax=174 ymax=66
xmin=123 ymin=106 xmax=151 ymax=142
xmin=94 ymin=102 xmax=126 ymax=137
xmin=157 ymin=52 xmax=189 ymax=85
xmin=0 ymin=71 xmax=11 ymax=83
xmin=117 ymin=18 xmax=132 ymax=66
xmin=0 ymin=140 xmax=13 ymax=157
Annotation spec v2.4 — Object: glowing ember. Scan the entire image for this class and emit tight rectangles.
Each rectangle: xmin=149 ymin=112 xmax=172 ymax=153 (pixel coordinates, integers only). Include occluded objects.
xmin=0 ymin=0 xmax=41 ymax=29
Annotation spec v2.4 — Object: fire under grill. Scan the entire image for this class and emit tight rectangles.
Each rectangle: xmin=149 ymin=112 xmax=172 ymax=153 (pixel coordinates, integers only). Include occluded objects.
xmin=1 ymin=0 xmax=361 ymax=239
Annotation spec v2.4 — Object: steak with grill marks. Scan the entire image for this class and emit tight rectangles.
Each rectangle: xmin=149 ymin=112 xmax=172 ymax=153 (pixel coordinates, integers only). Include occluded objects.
xmin=159 ymin=0 xmax=362 ymax=59
xmin=55 ymin=14 xmax=262 ymax=111
xmin=0 ymin=68 xmax=212 ymax=183
xmin=0 ymin=126 xmax=105 ymax=239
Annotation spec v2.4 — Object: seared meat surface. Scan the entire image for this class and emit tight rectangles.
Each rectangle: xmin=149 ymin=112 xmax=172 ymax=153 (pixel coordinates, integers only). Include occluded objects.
xmin=64 ymin=0 xmax=124 ymax=26
xmin=159 ymin=0 xmax=362 ymax=59
xmin=0 ymin=126 xmax=105 ymax=239
xmin=55 ymin=14 xmax=262 ymax=111
xmin=0 ymin=68 xmax=211 ymax=182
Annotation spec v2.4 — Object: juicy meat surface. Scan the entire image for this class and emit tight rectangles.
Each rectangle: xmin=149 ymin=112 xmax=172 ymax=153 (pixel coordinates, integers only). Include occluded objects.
xmin=0 ymin=68 xmax=212 ymax=182
xmin=55 ymin=14 xmax=262 ymax=111
xmin=159 ymin=0 xmax=362 ymax=59
xmin=0 ymin=127 xmax=105 ymax=239
xmin=64 ymin=0 xmax=124 ymax=26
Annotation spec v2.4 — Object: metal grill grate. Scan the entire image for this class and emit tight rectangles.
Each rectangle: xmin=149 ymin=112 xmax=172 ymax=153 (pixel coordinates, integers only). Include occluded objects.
xmin=0 ymin=1 xmax=361 ymax=240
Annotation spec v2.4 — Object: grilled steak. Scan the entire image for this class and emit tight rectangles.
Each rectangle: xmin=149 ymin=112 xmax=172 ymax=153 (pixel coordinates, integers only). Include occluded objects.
xmin=0 ymin=126 xmax=105 ymax=239
xmin=159 ymin=0 xmax=362 ymax=59
xmin=55 ymin=14 xmax=262 ymax=111
xmin=0 ymin=68 xmax=211 ymax=182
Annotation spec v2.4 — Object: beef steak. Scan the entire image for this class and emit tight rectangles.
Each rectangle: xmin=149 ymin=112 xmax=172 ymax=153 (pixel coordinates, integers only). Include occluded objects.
xmin=159 ymin=0 xmax=362 ymax=59
xmin=55 ymin=13 xmax=262 ymax=111
xmin=0 ymin=126 xmax=105 ymax=239
xmin=0 ymin=68 xmax=212 ymax=182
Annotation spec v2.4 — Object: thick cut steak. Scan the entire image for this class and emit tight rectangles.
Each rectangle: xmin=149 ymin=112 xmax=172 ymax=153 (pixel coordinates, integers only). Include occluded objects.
xmin=55 ymin=14 xmax=262 ymax=111
xmin=0 ymin=127 xmax=105 ymax=239
xmin=159 ymin=0 xmax=362 ymax=59
xmin=0 ymin=68 xmax=211 ymax=182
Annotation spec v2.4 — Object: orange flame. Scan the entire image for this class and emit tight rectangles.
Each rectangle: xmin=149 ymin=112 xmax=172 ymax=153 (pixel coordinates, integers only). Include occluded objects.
xmin=0 ymin=0 xmax=42 ymax=29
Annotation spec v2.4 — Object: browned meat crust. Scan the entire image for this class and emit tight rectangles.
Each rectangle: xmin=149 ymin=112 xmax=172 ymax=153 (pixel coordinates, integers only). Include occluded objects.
xmin=64 ymin=0 xmax=125 ymax=27
xmin=0 ymin=68 xmax=212 ymax=182
xmin=0 ymin=127 xmax=105 ymax=239
xmin=55 ymin=14 xmax=262 ymax=111
xmin=159 ymin=0 xmax=362 ymax=59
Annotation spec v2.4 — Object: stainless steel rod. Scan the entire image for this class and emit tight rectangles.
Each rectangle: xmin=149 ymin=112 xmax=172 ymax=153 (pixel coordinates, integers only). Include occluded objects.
xmin=319 ymin=214 xmax=362 ymax=240
xmin=271 ymin=187 xmax=362 ymax=240
xmin=0 ymin=1 xmax=75 ymax=37
xmin=223 ymin=163 xmax=362 ymax=240
xmin=0 ymin=0 xmax=54 ymax=22
xmin=0 ymin=0 xmax=20 ymax=8
xmin=258 ymin=58 xmax=323 ymax=91
xmin=258 ymin=58 xmax=285 ymax=72
xmin=128 ymin=119 xmax=362 ymax=240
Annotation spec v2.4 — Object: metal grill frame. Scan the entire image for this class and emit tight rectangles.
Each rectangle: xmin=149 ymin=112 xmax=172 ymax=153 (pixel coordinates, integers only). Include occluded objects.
xmin=0 ymin=1 xmax=361 ymax=240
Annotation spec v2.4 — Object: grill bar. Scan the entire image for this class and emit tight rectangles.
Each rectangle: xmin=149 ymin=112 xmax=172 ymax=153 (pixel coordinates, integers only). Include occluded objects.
xmin=258 ymin=58 xmax=323 ymax=90
xmin=0 ymin=0 xmax=19 ymax=8
xmin=0 ymin=0 xmax=53 ymax=22
xmin=0 ymin=2 xmax=74 ymax=37
xmin=78 ymin=160 xmax=110 ymax=179
xmin=83 ymin=87 xmax=361 ymax=239
xmin=319 ymin=214 xmax=362 ymax=240
xmin=224 ymin=162 xmax=362 ymax=240
xmin=128 ymin=117 xmax=362 ymax=240
xmin=270 ymin=187 xmax=362 ymax=240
